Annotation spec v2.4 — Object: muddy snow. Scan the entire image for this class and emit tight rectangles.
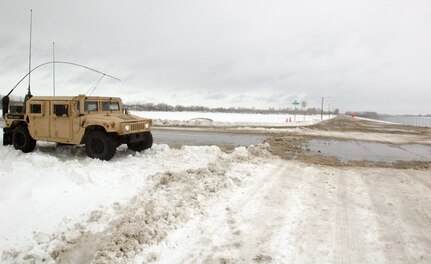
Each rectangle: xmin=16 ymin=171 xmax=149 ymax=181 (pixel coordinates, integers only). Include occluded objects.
xmin=1 ymin=116 xmax=430 ymax=264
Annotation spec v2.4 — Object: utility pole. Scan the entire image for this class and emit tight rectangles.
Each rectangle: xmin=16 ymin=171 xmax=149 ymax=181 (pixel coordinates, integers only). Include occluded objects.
xmin=320 ymin=97 xmax=324 ymax=120
xmin=328 ymin=103 xmax=331 ymax=119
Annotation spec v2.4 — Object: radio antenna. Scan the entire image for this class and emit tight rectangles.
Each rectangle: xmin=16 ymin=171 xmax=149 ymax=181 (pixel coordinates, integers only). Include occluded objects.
xmin=53 ymin=42 xmax=55 ymax=95
xmin=27 ymin=9 xmax=33 ymax=97
xmin=6 ymin=61 xmax=121 ymax=97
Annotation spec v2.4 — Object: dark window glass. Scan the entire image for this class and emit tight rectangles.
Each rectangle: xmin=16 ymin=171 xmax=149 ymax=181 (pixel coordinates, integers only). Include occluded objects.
xmin=54 ymin=104 xmax=69 ymax=116
xmin=30 ymin=104 xmax=41 ymax=114
xmin=10 ymin=105 xmax=23 ymax=113
xmin=85 ymin=101 xmax=98 ymax=112
xmin=102 ymin=102 xmax=120 ymax=111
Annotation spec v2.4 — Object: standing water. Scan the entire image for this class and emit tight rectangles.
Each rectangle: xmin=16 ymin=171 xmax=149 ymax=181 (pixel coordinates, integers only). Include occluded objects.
xmin=305 ymin=139 xmax=431 ymax=163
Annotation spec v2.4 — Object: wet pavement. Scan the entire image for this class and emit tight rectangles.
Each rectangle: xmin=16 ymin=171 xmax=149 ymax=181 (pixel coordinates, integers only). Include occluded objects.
xmin=152 ymin=129 xmax=266 ymax=147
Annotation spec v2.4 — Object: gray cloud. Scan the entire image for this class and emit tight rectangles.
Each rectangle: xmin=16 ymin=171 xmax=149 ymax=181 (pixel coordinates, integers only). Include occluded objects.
xmin=1 ymin=0 xmax=430 ymax=114
xmin=205 ymin=93 xmax=226 ymax=100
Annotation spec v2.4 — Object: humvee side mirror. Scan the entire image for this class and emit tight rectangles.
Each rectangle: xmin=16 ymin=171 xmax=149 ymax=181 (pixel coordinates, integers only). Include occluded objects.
xmin=2 ymin=96 xmax=9 ymax=117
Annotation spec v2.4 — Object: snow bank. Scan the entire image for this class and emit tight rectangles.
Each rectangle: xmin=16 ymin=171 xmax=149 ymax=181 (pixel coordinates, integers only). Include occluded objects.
xmin=0 ymin=143 xmax=220 ymax=257
xmin=0 ymin=140 xmax=275 ymax=263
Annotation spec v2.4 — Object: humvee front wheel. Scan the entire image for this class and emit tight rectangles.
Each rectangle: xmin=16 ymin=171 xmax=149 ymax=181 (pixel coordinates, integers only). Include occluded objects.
xmin=85 ymin=131 xmax=116 ymax=161
xmin=127 ymin=132 xmax=153 ymax=152
xmin=13 ymin=126 xmax=36 ymax=153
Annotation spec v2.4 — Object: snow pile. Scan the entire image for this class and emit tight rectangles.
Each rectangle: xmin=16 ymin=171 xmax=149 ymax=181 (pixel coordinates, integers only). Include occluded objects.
xmin=132 ymin=111 xmax=329 ymax=127
xmin=0 ymin=141 xmax=275 ymax=263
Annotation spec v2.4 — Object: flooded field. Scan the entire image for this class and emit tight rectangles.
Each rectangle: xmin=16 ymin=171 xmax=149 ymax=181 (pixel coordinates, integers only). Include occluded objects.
xmin=304 ymin=139 xmax=431 ymax=163
xmin=372 ymin=115 xmax=431 ymax=128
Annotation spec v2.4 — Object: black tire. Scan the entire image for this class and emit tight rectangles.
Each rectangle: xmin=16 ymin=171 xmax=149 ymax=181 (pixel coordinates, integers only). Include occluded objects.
xmin=13 ymin=126 xmax=36 ymax=153
xmin=127 ymin=132 xmax=153 ymax=152
xmin=144 ymin=132 xmax=153 ymax=149
xmin=85 ymin=131 xmax=116 ymax=161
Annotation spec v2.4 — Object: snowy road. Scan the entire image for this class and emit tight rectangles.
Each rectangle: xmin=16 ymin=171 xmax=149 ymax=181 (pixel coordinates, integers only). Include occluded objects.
xmin=135 ymin=161 xmax=431 ymax=264
xmin=3 ymin=146 xmax=428 ymax=263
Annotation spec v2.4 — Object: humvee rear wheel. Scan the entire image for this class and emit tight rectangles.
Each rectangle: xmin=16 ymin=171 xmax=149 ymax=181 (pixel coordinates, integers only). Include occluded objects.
xmin=85 ymin=131 xmax=116 ymax=161
xmin=13 ymin=126 xmax=36 ymax=153
xmin=127 ymin=132 xmax=153 ymax=152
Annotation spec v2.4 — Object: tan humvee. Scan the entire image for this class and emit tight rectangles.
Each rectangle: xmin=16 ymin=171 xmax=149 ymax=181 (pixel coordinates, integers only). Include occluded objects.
xmin=2 ymin=94 xmax=152 ymax=160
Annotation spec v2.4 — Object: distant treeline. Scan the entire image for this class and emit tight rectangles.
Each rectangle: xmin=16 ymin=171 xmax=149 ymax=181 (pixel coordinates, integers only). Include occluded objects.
xmin=0 ymin=94 xmax=341 ymax=115
xmin=125 ymin=102 xmax=339 ymax=115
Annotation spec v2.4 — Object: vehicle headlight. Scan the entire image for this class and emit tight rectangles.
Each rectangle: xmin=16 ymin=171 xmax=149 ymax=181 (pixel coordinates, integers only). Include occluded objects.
xmin=145 ymin=123 xmax=150 ymax=129
xmin=125 ymin=125 xmax=130 ymax=131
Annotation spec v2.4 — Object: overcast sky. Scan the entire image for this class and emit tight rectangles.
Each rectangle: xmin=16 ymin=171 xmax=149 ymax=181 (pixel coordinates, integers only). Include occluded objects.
xmin=1 ymin=0 xmax=430 ymax=114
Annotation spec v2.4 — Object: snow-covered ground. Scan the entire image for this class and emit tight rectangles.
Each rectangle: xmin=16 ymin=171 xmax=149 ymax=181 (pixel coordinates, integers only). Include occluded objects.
xmin=134 ymin=163 xmax=431 ymax=264
xmin=0 ymin=143 xmax=217 ymax=248
xmin=1 ymin=141 xmax=430 ymax=263
xmin=0 ymin=140 xmax=276 ymax=263
xmin=132 ymin=111 xmax=331 ymax=127
xmin=1 ymin=116 xmax=430 ymax=263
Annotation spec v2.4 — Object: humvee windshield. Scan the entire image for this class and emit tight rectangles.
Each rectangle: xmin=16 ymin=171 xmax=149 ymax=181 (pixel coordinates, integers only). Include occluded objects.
xmin=75 ymin=100 xmax=120 ymax=113
xmin=102 ymin=101 xmax=120 ymax=112
xmin=85 ymin=101 xmax=98 ymax=112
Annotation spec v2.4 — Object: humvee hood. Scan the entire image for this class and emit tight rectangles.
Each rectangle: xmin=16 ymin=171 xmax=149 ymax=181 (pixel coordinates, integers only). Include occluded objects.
xmin=84 ymin=114 xmax=151 ymax=124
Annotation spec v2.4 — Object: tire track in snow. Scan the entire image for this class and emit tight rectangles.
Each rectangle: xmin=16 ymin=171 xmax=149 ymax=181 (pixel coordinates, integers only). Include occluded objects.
xmin=189 ymin=161 xmax=292 ymax=263
xmin=336 ymin=170 xmax=387 ymax=264
xmin=335 ymin=173 xmax=350 ymax=264
xmin=175 ymin=161 xmax=336 ymax=263
xmin=151 ymin=160 xmax=306 ymax=263
xmin=231 ymin=161 xmax=299 ymax=262
xmin=285 ymin=166 xmax=337 ymax=263
xmin=392 ymin=170 xmax=431 ymax=263
xmin=361 ymin=169 xmax=413 ymax=264
xmin=334 ymin=172 xmax=370 ymax=264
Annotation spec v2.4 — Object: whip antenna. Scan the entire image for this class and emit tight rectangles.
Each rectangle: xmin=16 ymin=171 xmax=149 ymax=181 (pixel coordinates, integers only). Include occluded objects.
xmin=86 ymin=74 xmax=105 ymax=95
xmin=6 ymin=61 xmax=121 ymax=97
xmin=27 ymin=9 xmax=33 ymax=97
xmin=53 ymin=42 xmax=55 ymax=95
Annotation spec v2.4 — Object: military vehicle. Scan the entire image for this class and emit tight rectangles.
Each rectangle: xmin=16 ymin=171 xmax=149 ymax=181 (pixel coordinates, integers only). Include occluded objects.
xmin=1 ymin=11 xmax=153 ymax=160
xmin=2 ymin=94 xmax=153 ymax=160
